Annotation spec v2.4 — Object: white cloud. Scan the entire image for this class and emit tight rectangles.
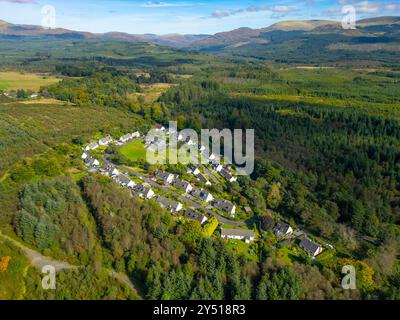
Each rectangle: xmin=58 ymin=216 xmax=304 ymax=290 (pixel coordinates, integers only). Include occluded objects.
xmin=208 ymin=5 xmax=298 ymax=19
xmin=142 ymin=1 xmax=192 ymax=7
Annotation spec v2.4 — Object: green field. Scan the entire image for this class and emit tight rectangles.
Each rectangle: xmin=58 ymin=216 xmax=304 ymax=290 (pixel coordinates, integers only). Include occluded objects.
xmin=119 ymin=139 xmax=147 ymax=162
xmin=0 ymin=71 xmax=60 ymax=91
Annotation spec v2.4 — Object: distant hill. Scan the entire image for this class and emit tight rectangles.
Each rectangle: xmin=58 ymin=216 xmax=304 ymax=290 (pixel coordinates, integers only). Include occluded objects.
xmin=0 ymin=16 xmax=399 ymax=63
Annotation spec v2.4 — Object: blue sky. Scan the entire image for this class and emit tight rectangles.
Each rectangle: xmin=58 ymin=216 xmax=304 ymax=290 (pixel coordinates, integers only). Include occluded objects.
xmin=0 ymin=0 xmax=399 ymax=34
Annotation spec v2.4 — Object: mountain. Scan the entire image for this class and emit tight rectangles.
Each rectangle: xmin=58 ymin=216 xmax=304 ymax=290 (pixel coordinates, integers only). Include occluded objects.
xmin=0 ymin=16 xmax=399 ymax=63
xmin=0 ymin=19 xmax=208 ymax=47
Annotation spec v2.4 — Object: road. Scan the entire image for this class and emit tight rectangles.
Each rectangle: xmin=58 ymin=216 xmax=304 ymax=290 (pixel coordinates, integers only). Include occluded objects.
xmin=0 ymin=231 xmax=77 ymax=272
xmin=0 ymin=231 xmax=139 ymax=294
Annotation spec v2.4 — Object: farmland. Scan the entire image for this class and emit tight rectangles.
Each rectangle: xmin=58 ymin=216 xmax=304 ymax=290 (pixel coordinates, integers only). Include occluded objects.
xmin=0 ymin=71 xmax=60 ymax=91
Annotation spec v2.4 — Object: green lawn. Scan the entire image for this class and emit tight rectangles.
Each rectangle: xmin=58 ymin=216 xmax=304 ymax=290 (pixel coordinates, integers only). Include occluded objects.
xmin=119 ymin=140 xmax=147 ymax=162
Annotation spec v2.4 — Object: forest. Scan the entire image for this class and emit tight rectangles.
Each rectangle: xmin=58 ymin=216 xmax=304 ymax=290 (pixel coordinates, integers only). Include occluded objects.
xmin=0 ymin=33 xmax=399 ymax=300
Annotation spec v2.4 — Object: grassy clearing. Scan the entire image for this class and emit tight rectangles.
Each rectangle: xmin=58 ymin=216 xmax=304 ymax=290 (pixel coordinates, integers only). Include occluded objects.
xmin=0 ymin=71 xmax=60 ymax=91
xmin=130 ymin=83 xmax=174 ymax=104
xmin=225 ymin=239 xmax=258 ymax=261
xmin=119 ymin=140 xmax=147 ymax=162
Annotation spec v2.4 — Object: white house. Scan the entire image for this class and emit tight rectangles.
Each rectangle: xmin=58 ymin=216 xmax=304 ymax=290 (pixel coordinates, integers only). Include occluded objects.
xmin=188 ymin=165 xmax=201 ymax=176
xmin=274 ymin=222 xmax=293 ymax=237
xmin=99 ymin=136 xmax=113 ymax=146
xmin=197 ymin=173 xmax=211 ymax=186
xmin=173 ymin=180 xmax=193 ymax=194
xmin=198 ymin=145 xmax=206 ymax=152
xmin=156 ymin=196 xmax=183 ymax=213
xmin=132 ymin=184 xmax=155 ymax=199
xmin=210 ymin=161 xmax=223 ymax=172
xmin=30 ymin=94 xmax=38 ymax=98
xmin=84 ymin=156 xmax=100 ymax=167
xmin=155 ymin=170 xmax=175 ymax=184
xmin=154 ymin=125 xmax=166 ymax=132
xmin=221 ymin=228 xmax=255 ymax=243
xmin=120 ymin=133 xmax=134 ymax=143
xmin=116 ymin=174 xmax=136 ymax=188
xmin=213 ymin=199 xmax=236 ymax=216
xmin=220 ymin=168 xmax=237 ymax=183
xmin=85 ymin=142 xmax=99 ymax=151
xmin=104 ymin=165 xmax=119 ymax=177
xmin=185 ymin=209 xmax=208 ymax=225
xmin=199 ymin=189 xmax=214 ymax=202
xmin=299 ymin=238 xmax=323 ymax=257
xmin=81 ymin=152 xmax=89 ymax=160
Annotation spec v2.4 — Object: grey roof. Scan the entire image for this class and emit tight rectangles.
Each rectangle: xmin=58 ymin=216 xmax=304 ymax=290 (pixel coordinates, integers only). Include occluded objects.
xmin=155 ymin=170 xmax=174 ymax=181
xmin=274 ymin=221 xmax=291 ymax=235
xmin=156 ymin=196 xmax=181 ymax=210
xmin=197 ymin=173 xmax=210 ymax=184
xmin=214 ymin=199 xmax=235 ymax=212
xmin=299 ymin=238 xmax=321 ymax=255
xmin=99 ymin=136 xmax=113 ymax=143
xmin=132 ymin=184 xmax=152 ymax=196
xmin=185 ymin=209 xmax=207 ymax=224
xmin=116 ymin=174 xmax=132 ymax=185
xmin=173 ymin=179 xmax=191 ymax=191
xmin=221 ymin=228 xmax=255 ymax=238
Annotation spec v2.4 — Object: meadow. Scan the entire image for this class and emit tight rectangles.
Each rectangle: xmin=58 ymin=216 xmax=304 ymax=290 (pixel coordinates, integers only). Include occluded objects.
xmin=119 ymin=139 xmax=147 ymax=162
xmin=0 ymin=71 xmax=60 ymax=91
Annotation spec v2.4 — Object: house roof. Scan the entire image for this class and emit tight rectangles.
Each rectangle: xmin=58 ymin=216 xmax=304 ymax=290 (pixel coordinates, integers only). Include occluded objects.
xmin=299 ymin=238 xmax=321 ymax=254
xmin=197 ymin=173 xmax=210 ymax=184
xmin=185 ymin=209 xmax=207 ymax=224
xmin=173 ymin=179 xmax=191 ymax=190
xmin=155 ymin=170 xmax=174 ymax=181
xmin=221 ymin=228 xmax=255 ymax=238
xmin=274 ymin=221 xmax=291 ymax=234
xmin=156 ymin=196 xmax=181 ymax=210
xmin=117 ymin=174 xmax=132 ymax=184
xmin=214 ymin=199 xmax=235 ymax=212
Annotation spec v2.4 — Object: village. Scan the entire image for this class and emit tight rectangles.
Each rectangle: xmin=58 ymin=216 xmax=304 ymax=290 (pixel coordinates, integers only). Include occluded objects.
xmin=81 ymin=125 xmax=330 ymax=259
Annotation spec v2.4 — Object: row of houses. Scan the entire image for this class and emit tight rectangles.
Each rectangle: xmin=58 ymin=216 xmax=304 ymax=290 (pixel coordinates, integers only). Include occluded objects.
xmin=187 ymin=165 xmax=211 ymax=186
xmin=84 ymin=131 xmax=141 ymax=151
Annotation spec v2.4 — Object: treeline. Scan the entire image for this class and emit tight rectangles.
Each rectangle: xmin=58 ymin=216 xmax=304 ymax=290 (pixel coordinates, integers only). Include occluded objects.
xmin=40 ymin=72 xmax=141 ymax=108
xmin=160 ymin=80 xmax=400 ymax=242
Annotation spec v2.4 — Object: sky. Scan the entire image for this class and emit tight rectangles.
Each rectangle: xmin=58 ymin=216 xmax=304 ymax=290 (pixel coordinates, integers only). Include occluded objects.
xmin=0 ymin=0 xmax=399 ymax=34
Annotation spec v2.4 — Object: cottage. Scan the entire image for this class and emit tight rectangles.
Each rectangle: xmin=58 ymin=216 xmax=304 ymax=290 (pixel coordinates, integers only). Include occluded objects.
xmin=119 ymin=133 xmax=134 ymax=143
xmin=84 ymin=156 xmax=100 ymax=167
xmin=200 ymin=189 xmax=214 ymax=203
xmin=210 ymin=160 xmax=223 ymax=172
xmin=154 ymin=125 xmax=166 ymax=132
xmin=221 ymin=228 xmax=255 ymax=243
xmin=220 ymin=168 xmax=237 ymax=183
xmin=115 ymin=174 xmax=135 ymax=188
xmin=156 ymin=196 xmax=183 ymax=213
xmin=187 ymin=165 xmax=201 ymax=176
xmin=184 ymin=209 xmax=208 ymax=225
xmin=85 ymin=142 xmax=99 ymax=151
xmin=81 ymin=152 xmax=89 ymax=160
xmin=197 ymin=173 xmax=211 ymax=186
xmin=173 ymin=179 xmax=193 ymax=194
xmin=30 ymin=94 xmax=38 ymax=98
xmin=132 ymin=184 xmax=155 ymax=199
xmin=198 ymin=145 xmax=206 ymax=152
xmin=299 ymin=238 xmax=323 ymax=257
xmin=104 ymin=165 xmax=119 ymax=177
xmin=155 ymin=170 xmax=175 ymax=184
xmin=99 ymin=136 xmax=113 ymax=146
xmin=213 ymin=200 xmax=236 ymax=216
xmin=274 ymin=222 xmax=293 ymax=237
